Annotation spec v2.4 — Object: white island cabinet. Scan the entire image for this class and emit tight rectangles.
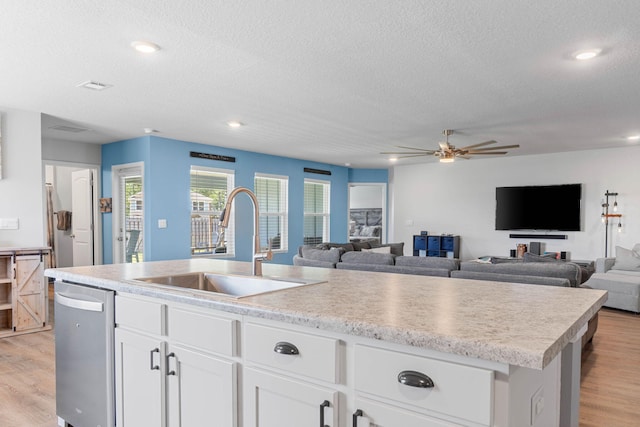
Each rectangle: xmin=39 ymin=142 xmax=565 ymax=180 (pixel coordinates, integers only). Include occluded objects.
xmin=115 ymin=294 xmax=239 ymax=427
xmin=45 ymin=258 xmax=607 ymax=427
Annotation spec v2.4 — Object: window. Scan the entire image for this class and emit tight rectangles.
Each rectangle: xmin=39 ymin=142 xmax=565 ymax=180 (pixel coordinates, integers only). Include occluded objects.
xmin=303 ymin=179 xmax=330 ymax=245
xmin=255 ymin=173 xmax=288 ymax=251
xmin=190 ymin=166 xmax=235 ymax=256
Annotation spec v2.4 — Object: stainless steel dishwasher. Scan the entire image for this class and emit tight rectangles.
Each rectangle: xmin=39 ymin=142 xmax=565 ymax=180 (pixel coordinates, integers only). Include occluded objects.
xmin=54 ymin=281 xmax=115 ymax=427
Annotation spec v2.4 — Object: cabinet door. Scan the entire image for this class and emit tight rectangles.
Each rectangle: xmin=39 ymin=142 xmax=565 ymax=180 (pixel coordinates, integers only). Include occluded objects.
xmin=12 ymin=255 xmax=45 ymax=331
xmin=166 ymin=344 xmax=236 ymax=427
xmin=244 ymin=367 xmax=338 ymax=427
xmin=353 ymin=397 xmax=462 ymax=427
xmin=115 ymin=328 xmax=165 ymax=427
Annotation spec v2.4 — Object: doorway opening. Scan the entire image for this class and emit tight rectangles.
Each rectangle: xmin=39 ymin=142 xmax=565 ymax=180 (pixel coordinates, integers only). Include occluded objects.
xmin=43 ymin=162 xmax=101 ymax=267
xmin=348 ymin=183 xmax=387 ymax=244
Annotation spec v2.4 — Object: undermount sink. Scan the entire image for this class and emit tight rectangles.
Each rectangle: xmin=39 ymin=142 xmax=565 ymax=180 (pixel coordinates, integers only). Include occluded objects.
xmin=133 ymin=272 xmax=324 ymax=298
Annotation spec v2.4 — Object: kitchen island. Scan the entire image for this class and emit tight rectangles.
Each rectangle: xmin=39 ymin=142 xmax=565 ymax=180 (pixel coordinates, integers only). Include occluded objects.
xmin=47 ymin=258 xmax=607 ymax=427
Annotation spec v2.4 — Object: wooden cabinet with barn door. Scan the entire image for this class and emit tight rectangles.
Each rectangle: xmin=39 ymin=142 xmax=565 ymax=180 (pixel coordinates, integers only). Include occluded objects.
xmin=0 ymin=248 xmax=51 ymax=338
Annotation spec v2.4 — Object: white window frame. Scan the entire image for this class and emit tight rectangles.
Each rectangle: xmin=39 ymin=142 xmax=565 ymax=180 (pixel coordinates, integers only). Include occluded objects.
xmin=190 ymin=166 xmax=235 ymax=257
xmin=255 ymin=173 xmax=289 ymax=253
xmin=303 ymin=178 xmax=331 ymax=245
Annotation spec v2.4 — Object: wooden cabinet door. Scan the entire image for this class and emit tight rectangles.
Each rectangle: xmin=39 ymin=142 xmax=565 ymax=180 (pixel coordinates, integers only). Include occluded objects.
xmin=353 ymin=397 xmax=463 ymax=427
xmin=243 ymin=367 xmax=338 ymax=427
xmin=12 ymin=255 xmax=45 ymax=331
xmin=115 ymin=328 xmax=165 ymax=427
xmin=166 ymin=344 xmax=236 ymax=427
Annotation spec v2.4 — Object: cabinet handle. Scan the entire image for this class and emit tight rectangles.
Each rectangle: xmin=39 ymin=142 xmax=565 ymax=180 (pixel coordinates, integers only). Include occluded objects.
xmin=397 ymin=370 xmax=434 ymax=388
xmin=273 ymin=341 xmax=299 ymax=355
xmin=352 ymin=409 xmax=363 ymax=427
xmin=319 ymin=400 xmax=330 ymax=427
xmin=167 ymin=352 xmax=177 ymax=376
xmin=149 ymin=348 xmax=160 ymax=371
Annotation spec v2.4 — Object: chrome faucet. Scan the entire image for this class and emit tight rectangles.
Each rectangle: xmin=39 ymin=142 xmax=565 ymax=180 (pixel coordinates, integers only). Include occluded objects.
xmin=219 ymin=187 xmax=273 ymax=276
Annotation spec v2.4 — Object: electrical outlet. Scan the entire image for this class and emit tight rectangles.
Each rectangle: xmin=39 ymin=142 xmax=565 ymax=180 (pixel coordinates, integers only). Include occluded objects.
xmin=530 ymin=386 xmax=544 ymax=425
xmin=0 ymin=218 xmax=19 ymax=230
xmin=158 ymin=219 xmax=167 ymax=229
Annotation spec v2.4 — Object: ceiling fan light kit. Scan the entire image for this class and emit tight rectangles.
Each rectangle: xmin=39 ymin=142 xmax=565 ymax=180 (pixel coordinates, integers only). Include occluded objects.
xmin=381 ymin=129 xmax=519 ymax=163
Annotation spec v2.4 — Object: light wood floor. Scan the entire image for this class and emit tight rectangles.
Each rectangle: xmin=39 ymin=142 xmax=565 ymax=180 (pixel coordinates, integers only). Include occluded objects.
xmin=0 ymin=296 xmax=638 ymax=426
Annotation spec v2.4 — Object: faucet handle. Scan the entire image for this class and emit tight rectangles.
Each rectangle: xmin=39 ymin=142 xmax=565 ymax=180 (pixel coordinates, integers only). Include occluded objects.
xmin=265 ymin=238 xmax=274 ymax=261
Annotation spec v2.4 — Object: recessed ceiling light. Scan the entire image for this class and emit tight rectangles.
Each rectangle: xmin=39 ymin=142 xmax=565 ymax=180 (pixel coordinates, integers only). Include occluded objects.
xmin=573 ymin=48 xmax=602 ymax=60
xmin=627 ymin=135 xmax=640 ymax=141
xmin=344 ymin=163 xmax=351 ymax=167
xmin=389 ymin=157 xmax=398 ymax=163
xmin=131 ymin=40 xmax=161 ymax=53
xmin=227 ymin=121 xmax=244 ymax=128
xmin=76 ymin=80 xmax=113 ymax=91
xmin=143 ymin=128 xmax=159 ymax=134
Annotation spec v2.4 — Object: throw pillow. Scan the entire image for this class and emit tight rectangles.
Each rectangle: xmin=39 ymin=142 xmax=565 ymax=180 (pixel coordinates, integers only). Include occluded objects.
xmin=612 ymin=246 xmax=640 ymax=271
xmin=362 ymin=246 xmax=391 ymax=254
xmin=351 ymin=241 xmax=372 ymax=251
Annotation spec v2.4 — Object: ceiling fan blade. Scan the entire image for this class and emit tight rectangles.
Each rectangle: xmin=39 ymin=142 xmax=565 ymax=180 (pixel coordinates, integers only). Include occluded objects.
xmin=468 ymin=151 xmax=508 ymax=155
xmin=397 ymin=154 xmax=432 ymax=158
xmin=457 ymin=155 xmax=472 ymax=159
xmin=396 ymin=145 xmax=434 ymax=152
xmin=468 ymin=144 xmax=520 ymax=152
xmin=438 ymin=142 xmax=451 ymax=150
xmin=459 ymin=140 xmax=497 ymax=150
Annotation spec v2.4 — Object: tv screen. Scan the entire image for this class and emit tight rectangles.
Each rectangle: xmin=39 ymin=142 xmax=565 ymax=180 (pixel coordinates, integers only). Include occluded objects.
xmin=495 ymin=184 xmax=582 ymax=231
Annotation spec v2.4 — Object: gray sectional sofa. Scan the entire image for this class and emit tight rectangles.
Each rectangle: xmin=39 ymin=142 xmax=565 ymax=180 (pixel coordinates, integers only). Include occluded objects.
xmin=583 ymin=244 xmax=640 ymax=313
xmin=292 ymin=241 xmax=460 ymax=277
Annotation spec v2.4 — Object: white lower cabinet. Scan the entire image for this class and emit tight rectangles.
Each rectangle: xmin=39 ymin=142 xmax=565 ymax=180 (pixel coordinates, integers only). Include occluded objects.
xmin=352 ymin=397 xmax=462 ymax=427
xmin=244 ymin=367 xmax=339 ymax=427
xmin=115 ymin=328 xmax=164 ymax=427
xmin=115 ymin=295 xmax=238 ymax=427
xmin=166 ymin=344 xmax=236 ymax=427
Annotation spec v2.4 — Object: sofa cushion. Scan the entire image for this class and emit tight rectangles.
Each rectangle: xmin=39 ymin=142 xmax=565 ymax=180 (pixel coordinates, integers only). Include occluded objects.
xmin=292 ymin=255 xmax=336 ymax=268
xmin=460 ymin=261 xmax=582 ymax=287
xmin=301 ymin=247 xmax=343 ymax=263
xmin=612 ymin=246 xmax=640 ymax=271
xmin=523 ymin=252 xmax=562 ymax=263
xmin=340 ymin=251 xmax=395 ymax=265
xmin=451 ymin=270 xmax=571 ymax=287
xmin=395 ymin=256 xmax=460 ymax=271
xmin=490 ymin=257 xmax=522 ymax=264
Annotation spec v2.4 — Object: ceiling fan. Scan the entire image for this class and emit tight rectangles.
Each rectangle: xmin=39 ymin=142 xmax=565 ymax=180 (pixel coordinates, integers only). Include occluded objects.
xmin=381 ymin=129 xmax=520 ymax=163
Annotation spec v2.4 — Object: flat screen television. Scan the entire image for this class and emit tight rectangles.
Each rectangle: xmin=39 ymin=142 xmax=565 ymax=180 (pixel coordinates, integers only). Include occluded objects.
xmin=495 ymin=184 xmax=582 ymax=231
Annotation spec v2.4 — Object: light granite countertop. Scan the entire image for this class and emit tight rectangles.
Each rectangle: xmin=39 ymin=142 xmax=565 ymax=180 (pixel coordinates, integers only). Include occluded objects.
xmin=45 ymin=258 xmax=607 ymax=370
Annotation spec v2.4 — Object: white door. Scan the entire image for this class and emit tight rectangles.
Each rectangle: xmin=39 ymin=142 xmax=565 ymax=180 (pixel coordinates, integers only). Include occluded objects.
xmin=113 ymin=164 xmax=144 ymax=263
xmin=115 ymin=328 xmax=164 ymax=427
xmin=243 ymin=367 xmax=338 ymax=427
xmin=166 ymin=344 xmax=236 ymax=427
xmin=71 ymin=169 xmax=94 ymax=266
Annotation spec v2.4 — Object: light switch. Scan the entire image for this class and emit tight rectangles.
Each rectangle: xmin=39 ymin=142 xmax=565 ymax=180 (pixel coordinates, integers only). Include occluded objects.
xmin=0 ymin=218 xmax=19 ymax=230
xmin=158 ymin=219 xmax=167 ymax=229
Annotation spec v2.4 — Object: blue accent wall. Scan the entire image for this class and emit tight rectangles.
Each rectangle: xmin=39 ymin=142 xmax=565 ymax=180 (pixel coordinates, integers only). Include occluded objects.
xmin=101 ymin=136 xmax=387 ymax=265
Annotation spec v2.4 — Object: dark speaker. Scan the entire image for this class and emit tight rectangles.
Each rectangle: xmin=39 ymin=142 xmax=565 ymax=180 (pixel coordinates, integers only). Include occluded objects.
xmin=529 ymin=242 xmax=541 ymax=255
xmin=510 ymin=249 xmax=517 ymax=257
xmin=560 ymin=251 xmax=567 ymax=260
xmin=420 ymin=230 xmax=429 ymax=235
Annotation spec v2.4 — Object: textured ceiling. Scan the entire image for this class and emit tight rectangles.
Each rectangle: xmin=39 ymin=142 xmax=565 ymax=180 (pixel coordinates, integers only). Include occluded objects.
xmin=2 ymin=1 xmax=639 ymax=168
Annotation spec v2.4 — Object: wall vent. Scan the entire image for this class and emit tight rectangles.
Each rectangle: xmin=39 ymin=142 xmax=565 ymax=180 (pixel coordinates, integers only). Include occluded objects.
xmin=49 ymin=125 xmax=90 ymax=133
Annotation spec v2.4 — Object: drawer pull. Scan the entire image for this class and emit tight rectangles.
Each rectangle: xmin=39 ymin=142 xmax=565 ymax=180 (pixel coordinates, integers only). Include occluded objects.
xmin=150 ymin=348 xmax=160 ymax=371
xmin=397 ymin=370 xmax=434 ymax=388
xmin=274 ymin=341 xmax=299 ymax=355
xmin=167 ymin=352 xmax=177 ymax=376
xmin=352 ymin=409 xmax=363 ymax=427
xmin=319 ymin=400 xmax=330 ymax=427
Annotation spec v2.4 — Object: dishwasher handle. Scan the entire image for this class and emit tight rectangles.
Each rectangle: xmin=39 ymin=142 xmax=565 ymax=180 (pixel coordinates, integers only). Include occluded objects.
xmin=55 ymin=292 xmax=104 ymax=312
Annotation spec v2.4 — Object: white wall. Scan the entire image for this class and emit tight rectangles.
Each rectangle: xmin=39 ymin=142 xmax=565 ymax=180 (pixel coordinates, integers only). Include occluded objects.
xmin=0 ymin=108 xmax=44 ymax=247
xmin=392 ymin=146 xmax=640 ymax=261
xmin=42 ymin=138 xmax=101 ymax=164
